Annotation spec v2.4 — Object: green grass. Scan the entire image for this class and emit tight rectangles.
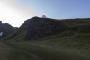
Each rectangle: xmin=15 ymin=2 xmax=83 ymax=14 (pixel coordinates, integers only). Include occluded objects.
xmin=4 ymin=41 xmax=88 ymax=60
xmin=0 ymin=42 xmax=11 ymax=60
xmin=1 ymin=17 xmax=90 ymax=60
xmin=3 ymin=32 xmax=90 ymax=60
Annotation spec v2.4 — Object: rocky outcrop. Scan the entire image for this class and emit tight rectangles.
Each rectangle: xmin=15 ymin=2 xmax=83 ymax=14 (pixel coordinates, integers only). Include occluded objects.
xmin=20 ymin=17 xmax=67 ymax=40
xmin=8 ymin=17 xmax=90 ymax=41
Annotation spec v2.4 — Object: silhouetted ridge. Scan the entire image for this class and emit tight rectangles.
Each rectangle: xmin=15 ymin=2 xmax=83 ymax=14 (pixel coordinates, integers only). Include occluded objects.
xmin=11 ymin=17 xmax=90 ymax=41
xmin=18 ymin=16 xmax=67 ymax=40
xmin=0 ymin=21 xmax=17 ymax=38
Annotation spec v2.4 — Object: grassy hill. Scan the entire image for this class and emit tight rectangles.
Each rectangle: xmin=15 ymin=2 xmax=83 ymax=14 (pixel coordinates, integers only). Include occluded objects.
xmin=1 ymin=17 xmax=90 ymax=60
xmin=4 ymin=32 xmax=90 ymax=60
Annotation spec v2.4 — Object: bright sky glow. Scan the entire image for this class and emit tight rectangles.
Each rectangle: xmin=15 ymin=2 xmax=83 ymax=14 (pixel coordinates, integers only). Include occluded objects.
xmin=0 ymin=0 xmax=41 ymax=27
xmin=0 ymin=0 xmax=90 ymax=27
xmin=0 ymin=2 xmax=24 ymax=27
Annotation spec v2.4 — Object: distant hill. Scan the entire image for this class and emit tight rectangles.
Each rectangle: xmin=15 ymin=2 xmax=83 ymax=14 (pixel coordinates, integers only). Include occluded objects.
xmin=0 ymin=21 xmax=17 ymax=38
xmin=9 ymin=17 xmax=90 ymax=41
xmin=11 ymin=16 xmax=67 ymax=40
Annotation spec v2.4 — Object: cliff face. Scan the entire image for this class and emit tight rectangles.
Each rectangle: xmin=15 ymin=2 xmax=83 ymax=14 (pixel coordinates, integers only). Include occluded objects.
xmin=19 ymin=17 xmax=67 ymax=40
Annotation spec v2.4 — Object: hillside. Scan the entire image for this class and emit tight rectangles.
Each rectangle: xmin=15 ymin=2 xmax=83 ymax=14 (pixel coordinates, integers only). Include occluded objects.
xmin=0 ymin=21 xmax=17 ymax=38
xmin=9 ymin=17 xmax=90 ymax=41
xmin=8 ymin=16 xmax=67 ymax=40
xmin=2 ymin=17 xmax=90 ymax=60
xmin=4 ymin=32 xmax=90 ymax=60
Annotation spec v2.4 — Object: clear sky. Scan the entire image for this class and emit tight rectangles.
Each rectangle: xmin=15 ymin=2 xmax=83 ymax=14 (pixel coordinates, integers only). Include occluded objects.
xmin=0 ymin=0 xmax=90 ymax=27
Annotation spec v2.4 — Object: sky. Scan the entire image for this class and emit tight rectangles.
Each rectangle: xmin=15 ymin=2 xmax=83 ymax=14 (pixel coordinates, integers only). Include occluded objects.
xmin=0 ymin=0 xmax=90 ymax=27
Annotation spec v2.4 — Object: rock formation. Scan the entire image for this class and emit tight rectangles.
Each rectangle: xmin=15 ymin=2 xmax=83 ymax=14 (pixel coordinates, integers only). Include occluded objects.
xmin=19 ymin=16 xmax=67 ymax=40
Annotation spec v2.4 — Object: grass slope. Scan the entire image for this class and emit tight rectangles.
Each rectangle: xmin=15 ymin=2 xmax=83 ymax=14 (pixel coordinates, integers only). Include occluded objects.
xmin=1 ymin=18 xmax=90 ymax=60
xmin=0 ymin=42 xmax=11 ymax=60
xmin=4 ymin=32 xmax=90 ymax=60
